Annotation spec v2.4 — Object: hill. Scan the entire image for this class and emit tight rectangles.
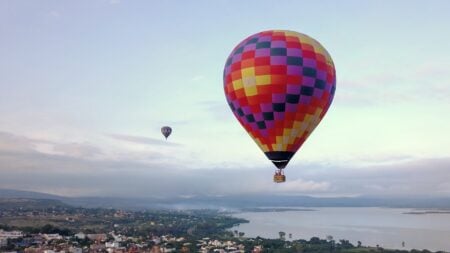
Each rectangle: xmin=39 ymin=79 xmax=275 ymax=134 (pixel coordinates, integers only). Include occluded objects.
xmin=0 ymin=198 xmax=70 ymax=210
xmin=1 ymin=188 xmax=450 ymax=210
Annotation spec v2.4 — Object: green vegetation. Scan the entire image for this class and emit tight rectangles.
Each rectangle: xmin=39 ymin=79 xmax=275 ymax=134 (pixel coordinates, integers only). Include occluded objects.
xmin=237 ymin=237 xmax=441 ymax=253
xmin=0 ymin=198 xmax=247 ymax=238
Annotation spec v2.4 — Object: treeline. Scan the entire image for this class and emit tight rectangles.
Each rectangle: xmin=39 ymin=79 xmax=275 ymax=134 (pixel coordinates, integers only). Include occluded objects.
xmin=236 ymin=236 xmax=443 ymax=253
xmin=1 ymin=224 xmax=72 ymax=236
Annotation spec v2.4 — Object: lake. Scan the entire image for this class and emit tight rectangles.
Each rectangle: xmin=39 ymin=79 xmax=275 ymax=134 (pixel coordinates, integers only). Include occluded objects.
xmin=231 ymin=207 xmax=450 ymax=252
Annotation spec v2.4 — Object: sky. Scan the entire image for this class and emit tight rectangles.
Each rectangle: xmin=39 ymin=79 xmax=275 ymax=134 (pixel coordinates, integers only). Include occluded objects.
xmin=0 ymin=0 xmax=449 ymax=198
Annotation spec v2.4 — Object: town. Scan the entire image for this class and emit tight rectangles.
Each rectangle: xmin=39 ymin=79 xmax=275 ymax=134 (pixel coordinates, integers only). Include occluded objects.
xmin=0 ymin=198 xmax=250 ymax=252
xmin=0 ymin=199 xmax=444 ymax=253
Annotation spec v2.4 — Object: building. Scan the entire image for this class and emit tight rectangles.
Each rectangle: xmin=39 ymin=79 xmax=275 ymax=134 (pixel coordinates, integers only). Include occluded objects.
xmin=0 ymin=230 xmax=24 ymax=239
xmin=74 ymin=232 xmax=86 ymax=240
xmin=87 ymin=233 xmax=107 ymax=241
xmin=43 ymin=234 xmax=62 ymax=241
xmin=105 ymin=241 xmax=120 ymax=248
xmin=0 ymin=238 xmax=8 ymax=247
xmin=69 ymin=247 xmax=82 ymax=253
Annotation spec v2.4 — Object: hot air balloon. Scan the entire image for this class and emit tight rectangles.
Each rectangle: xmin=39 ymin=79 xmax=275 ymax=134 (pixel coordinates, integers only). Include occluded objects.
xmin=223 ymin=30 xmax=336 ymax=183
xmin=161 ymin=126 xmax=172 ymax=140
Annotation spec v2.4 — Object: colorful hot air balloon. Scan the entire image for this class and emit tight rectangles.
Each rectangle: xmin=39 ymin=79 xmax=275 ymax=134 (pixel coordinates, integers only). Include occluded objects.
xmin=223 ymin=30 xmax=336 ymax=183
xmin=161 ymin=126 xmax=172 ymax=140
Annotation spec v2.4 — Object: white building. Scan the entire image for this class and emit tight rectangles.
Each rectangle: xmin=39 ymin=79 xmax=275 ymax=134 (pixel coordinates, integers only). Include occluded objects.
xmin=0 ymin=238 xmax=8 ymax=247
xmin=105 ymin=241 xmax=120 ymax=248
xmin=0 ymin=230 xmax=23 ymax=239
xmin=69 ymin=247 xmax=82 ymax=253
xmin=161 ymin=247 xmax=176 ymax=253
xmin=151 ymin=236 xmax=161 ymax=245
xmin=86 ymin=233 xmax=107 ymax=241
xmin=74 ymin=232 xmax=86 ymax=240
xmin=43 ymin=234 xmax=62 ymax=241
xmin=110 ymin=233 xmax=123 ymax=242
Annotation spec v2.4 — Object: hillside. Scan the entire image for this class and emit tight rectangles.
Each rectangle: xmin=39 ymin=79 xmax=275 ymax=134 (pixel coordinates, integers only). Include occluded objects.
xmin=1 ymin=188 xmax=450 ymax=210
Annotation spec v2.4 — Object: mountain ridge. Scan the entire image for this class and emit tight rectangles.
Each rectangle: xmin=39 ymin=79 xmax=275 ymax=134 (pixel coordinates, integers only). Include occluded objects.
xmin=1 ymin=188 xmax=449 ymax=210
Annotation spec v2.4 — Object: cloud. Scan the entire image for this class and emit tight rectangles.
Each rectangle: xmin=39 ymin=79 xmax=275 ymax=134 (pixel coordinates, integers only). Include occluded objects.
xmin=49 ymin=11 xmax=61 ymax=18
xmin=330 ymin=153 xmax=415 ymax=168
xmin=0 ymin=131 xmax=328 ymax=196
xmin=191 ymin=75 xmax=205 ymax=82
xmin=108 ymin=133 xmax=181 ymax=146
xmin=298 ymin=157 xmax=450 ymax=197
xmin=198 ymin=100 xmax=235 ymax=122
xmin=277 ymin=179 xmax=330 ymax=192
xmin=0 ymin=131 xmax=105 ymax=160
xmin=337 ymin=62 xmax=450 ymax=106
xmin=0 ymin=132 xmax=36 ymax=153
xmin=52 ymin=142 xmax=103 ymax=158
xmin=0 ymin=149 xmax=330 ymax=197
xmin=1 ymin=131 xmax=450 ymax=198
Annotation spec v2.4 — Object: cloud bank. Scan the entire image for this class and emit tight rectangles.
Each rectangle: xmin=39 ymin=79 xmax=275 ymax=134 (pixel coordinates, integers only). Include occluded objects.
xmin=1 ymin=131 xmax=449 ymax=198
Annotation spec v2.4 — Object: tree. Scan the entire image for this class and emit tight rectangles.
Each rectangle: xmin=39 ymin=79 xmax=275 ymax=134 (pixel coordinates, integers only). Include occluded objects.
xmin=357 ymin=241 xmax=362 ymax=247
xmin=309 ymin=237 xmax=321 ymax=244
xmin=279 ymin=231 xmax=286 ymax=240
xmin=338 ymin=239 xmax=353 ymax=249
xmin=238 ymin=232 xmax=245 ymax=238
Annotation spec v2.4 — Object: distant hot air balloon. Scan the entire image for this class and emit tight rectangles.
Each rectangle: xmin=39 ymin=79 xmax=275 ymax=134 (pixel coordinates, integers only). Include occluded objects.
xmin=161 ymin=126 xmax=172 ymax=140
xmin=223 ymin=30 xmax=336 ymax=183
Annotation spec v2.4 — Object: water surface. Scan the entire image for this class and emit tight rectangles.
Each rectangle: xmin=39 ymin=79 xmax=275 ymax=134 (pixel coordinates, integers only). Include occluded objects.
xmin=231 ymin=207 xmax=450 ymax=252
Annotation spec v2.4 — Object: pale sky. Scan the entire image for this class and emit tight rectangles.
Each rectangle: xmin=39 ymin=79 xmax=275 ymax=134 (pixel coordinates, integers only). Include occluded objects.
xmin=1 ymin=0 xmax=449 ymax=198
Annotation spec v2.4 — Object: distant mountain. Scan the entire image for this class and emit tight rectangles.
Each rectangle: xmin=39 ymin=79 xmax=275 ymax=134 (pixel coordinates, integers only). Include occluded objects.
xmin=153 ymin=195 xmax=450 ymax=209
xmin=1 ymin=188 xmax=449 ymax=210
xmin=0 ymin=188 xmax=65 ymax=200
xmin=0 ymin=189 xmax=161 ymax=209
xmin=0 ymin=198 xmax=70 ymax=210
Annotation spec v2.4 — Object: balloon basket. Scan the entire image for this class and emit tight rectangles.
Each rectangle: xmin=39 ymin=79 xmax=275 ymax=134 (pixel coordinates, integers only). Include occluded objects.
xmin=273 ymin=174 xmax=286 ymax=183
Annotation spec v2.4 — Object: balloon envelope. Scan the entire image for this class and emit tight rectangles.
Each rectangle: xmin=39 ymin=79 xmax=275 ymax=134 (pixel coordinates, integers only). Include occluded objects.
xmin=223 ymin=30 xmax=336 ymax=169
xmin=161 ymin=126 xmax=172 ymax=139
